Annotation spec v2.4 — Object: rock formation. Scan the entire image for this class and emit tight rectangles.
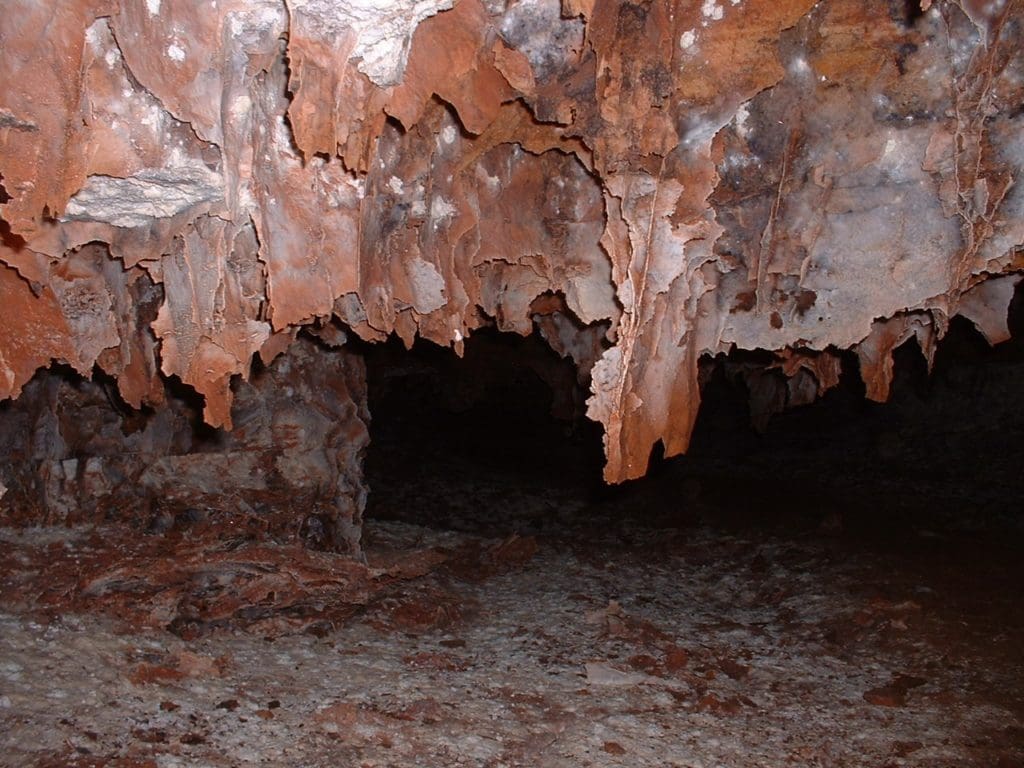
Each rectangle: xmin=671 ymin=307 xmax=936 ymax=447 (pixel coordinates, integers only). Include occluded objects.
xmin=1 ymin=0 xmax=1021 ymax=543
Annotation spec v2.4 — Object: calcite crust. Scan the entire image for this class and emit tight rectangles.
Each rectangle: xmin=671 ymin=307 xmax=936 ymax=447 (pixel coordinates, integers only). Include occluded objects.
xmin=1 ymin=0 xmax=1022 ymax=483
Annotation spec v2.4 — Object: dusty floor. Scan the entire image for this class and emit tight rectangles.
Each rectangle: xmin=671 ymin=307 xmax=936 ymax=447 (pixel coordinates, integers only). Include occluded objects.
xmin=1 ymin=476 xmax=1022 ymax=767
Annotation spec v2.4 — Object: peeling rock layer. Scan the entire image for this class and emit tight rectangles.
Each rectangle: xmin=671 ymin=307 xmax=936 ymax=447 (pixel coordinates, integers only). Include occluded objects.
xmin=1 ymin=0 xmax=1022 ymax=483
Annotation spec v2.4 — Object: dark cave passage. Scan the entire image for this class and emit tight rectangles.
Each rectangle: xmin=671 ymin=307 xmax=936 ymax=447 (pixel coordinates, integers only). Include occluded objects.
xmin=361 ymin=301 xmax=1024 ymax=542
xmin=361 ymin=327 xmax=608 ymax=536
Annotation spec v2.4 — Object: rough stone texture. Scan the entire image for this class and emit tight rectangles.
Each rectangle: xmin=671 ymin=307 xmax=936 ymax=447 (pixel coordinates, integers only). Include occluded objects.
xmin=1 ymin=0 xmax=1022 ymax=489
xmin=0 ymin=337 xmax=369 ymax=553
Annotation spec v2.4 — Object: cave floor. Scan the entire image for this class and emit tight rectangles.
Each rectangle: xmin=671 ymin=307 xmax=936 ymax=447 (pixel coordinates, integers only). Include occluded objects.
xmin=1 ymin=466 xmax=1022 ymax=768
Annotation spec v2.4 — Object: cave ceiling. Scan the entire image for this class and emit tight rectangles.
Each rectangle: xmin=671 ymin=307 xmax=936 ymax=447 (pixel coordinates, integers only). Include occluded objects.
xmin=1 ymin=0 xmax=1022 ymax=482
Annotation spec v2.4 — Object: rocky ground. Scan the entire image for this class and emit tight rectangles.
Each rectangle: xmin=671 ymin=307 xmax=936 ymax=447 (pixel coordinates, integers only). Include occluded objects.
xmin=1 ymin=450 xmax=1022 ymax=767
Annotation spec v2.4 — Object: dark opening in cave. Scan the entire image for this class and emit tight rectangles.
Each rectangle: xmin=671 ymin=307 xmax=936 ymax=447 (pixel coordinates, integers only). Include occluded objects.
xmin=361 ymin=327 xmax=607 ymax=536
xmin=360 ymin=302 xmax=1024 ymax=541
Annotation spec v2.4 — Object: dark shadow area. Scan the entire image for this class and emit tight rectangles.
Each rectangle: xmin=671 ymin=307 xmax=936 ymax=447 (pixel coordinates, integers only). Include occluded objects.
xmin=362 ymin=295 xmax=1024 ymax=542
xmin=642 ymin=305 xmax=1024 ymax=540
xmin=361 ymin=327 xmax=606 ymax=535
xmin=894 ymin=0 xmax=927 ymax=27
xmin=687 ymin=313 xmax=1024 ymax=537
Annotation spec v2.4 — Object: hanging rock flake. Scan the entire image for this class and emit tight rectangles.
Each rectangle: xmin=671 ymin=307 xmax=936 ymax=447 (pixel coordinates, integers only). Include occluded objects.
xmin=0 ymin=0 xmax=1021 ymax=495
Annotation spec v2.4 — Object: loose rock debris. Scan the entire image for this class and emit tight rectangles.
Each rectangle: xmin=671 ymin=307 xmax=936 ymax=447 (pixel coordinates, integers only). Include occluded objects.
xmin=0 ymin=510 xmax=1021 ymax=767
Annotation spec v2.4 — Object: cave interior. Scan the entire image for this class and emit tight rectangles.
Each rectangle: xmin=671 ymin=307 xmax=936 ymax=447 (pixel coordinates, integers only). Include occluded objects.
xmin=2 ymin=0 xmax=1024 ymax=764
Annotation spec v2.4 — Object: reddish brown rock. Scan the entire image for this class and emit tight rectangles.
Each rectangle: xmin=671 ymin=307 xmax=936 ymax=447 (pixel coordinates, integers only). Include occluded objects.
xmin=1 ymin=0 xmax=1022 ymax=522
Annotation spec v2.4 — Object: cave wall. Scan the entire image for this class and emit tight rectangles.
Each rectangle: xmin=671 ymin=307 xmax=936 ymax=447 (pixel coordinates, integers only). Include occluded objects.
xmin=0 ymin=337 xmax=368 ymax=553
xmin=1 ymin=0 xmax=1022 ymax=501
